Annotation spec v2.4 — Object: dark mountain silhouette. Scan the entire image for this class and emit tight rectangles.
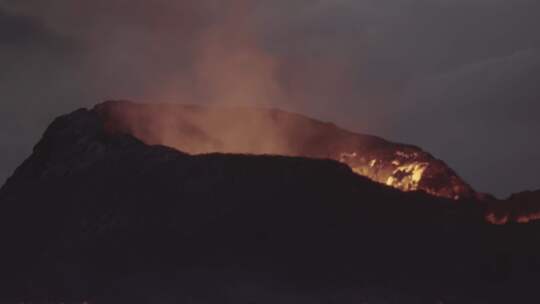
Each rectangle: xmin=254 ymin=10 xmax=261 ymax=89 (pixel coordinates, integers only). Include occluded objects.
xmin=0 ymin=101 xmax=539 ymax=303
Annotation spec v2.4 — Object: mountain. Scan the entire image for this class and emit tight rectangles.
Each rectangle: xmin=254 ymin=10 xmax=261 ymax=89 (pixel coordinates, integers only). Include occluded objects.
xmin=1 ymin=101 xmax=540 ymax=303
xmin=94 ymin=101 xmax=477 ymax=200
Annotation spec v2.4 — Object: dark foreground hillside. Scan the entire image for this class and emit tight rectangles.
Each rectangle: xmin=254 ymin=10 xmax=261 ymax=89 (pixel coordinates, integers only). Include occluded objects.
xmin=1 ymin=106 xmax=540 ymax=303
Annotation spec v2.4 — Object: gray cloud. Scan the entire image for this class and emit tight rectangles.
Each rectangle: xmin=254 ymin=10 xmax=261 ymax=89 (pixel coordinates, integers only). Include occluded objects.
xmin=0 ymin=0 xmax=539 ymax=197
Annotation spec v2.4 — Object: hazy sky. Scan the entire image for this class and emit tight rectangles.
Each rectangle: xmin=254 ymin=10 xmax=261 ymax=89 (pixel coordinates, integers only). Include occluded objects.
xmin=1 ymin=0 xmax=539 ymax=197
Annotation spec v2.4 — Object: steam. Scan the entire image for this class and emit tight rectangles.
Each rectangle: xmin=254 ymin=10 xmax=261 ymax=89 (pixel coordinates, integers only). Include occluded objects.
xmin=3 ymin=0 xmax=356 ymax=164
xmin=91 ymin=0 xmax=301 ymax=155
xmin=73 ymin=0 xmax=345 ymax=158
xmin=191 ymin=0 xmax=287 ymax=107
xmin=100 ymin=102 xmax=313 ymax=156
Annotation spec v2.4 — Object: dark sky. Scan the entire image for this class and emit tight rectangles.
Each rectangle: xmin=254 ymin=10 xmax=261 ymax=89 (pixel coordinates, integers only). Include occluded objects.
xmin=1 ymin=0 xmax=539 ymax=198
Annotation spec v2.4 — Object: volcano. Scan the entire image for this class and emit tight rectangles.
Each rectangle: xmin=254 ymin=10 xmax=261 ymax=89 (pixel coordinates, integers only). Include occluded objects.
xmin=1 ymin=100 xmax=540 ymax=303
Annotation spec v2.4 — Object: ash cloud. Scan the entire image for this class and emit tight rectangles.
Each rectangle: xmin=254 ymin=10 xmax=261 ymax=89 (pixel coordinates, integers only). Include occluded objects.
xmin=1 ymin=0 xmax=540 ymax=196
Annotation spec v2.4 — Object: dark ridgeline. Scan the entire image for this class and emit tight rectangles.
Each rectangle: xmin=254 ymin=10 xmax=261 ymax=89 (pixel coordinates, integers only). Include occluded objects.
xmin=0 ymin=102 xmax=539 ymax=303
